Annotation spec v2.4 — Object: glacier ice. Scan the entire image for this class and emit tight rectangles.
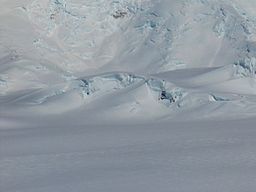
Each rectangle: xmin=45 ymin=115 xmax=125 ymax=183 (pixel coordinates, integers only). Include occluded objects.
xmin=234 ymin=57 xmax=256 ymax=78
xmin=77 ymin=73 xmax=144 ymax=98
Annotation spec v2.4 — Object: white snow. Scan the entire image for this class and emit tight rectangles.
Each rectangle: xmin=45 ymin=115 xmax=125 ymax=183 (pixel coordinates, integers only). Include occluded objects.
xmin=1 ymin=0 xmax=256 ymax=191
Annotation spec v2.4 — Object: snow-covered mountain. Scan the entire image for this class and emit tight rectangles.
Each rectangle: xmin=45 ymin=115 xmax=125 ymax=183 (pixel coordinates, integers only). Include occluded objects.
xmin=1 ymin=1 xmax=256 ymax=192
xmin=1 ymin=0 xmax=256 ymax=125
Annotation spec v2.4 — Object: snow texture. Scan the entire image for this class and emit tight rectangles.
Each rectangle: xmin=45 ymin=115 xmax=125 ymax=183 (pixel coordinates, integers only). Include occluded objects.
xmin=1 ymin=0 xmax=256 ymax=191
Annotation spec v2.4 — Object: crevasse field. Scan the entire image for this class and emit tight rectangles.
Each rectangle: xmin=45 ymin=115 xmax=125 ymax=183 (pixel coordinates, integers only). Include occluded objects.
xmin=1 ymin=0 xmax=256 ymax=191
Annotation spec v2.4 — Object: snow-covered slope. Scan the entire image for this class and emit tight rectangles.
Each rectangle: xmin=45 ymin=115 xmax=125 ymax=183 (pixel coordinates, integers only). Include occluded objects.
xmin=1 ymin=0 xmax=256 ymax=123
xmin=1 ymin=1 xmax=256 ymax=192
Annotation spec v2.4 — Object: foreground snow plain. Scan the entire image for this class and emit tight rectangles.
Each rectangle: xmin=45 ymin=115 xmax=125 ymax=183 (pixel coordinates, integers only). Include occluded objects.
xmin=1 ymin=0 xmax=256 ymax=191
xmin=1 ymin=119 xmax=256 ymax=192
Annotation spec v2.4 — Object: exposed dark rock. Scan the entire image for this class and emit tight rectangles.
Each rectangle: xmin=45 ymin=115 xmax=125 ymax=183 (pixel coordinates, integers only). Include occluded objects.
xmin=113 ymin=10 xmax=127 ymax=19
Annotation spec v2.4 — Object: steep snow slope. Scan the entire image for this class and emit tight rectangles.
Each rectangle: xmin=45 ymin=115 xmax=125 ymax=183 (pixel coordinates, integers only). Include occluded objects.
xmin=2 ymin=0 xmax=256 ymax=72
xmin=0 ymin=0 xmax=256 ymax=118
xmin=1 ymin=0 xmax=256 ymax=123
